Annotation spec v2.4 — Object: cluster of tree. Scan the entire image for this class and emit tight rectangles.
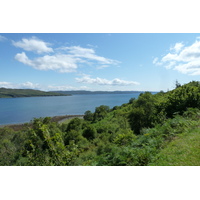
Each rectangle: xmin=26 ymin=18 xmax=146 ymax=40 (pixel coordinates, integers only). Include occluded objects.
xmin=1 ymin=81 xmax=200 ymax=165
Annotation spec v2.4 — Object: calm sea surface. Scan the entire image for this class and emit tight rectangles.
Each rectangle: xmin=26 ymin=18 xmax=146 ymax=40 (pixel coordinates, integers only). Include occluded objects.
xmin=0 ymin=93 xmax=143 ymax=125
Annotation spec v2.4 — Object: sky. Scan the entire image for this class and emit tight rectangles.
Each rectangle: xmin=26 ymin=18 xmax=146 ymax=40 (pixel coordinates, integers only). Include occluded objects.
xmin=1 ymin=33 xmax=200 ymax=92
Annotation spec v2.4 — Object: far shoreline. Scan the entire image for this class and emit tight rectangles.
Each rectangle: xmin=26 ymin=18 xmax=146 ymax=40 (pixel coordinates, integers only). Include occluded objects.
xmin=0 ymin=114 xmax=84 ymax=131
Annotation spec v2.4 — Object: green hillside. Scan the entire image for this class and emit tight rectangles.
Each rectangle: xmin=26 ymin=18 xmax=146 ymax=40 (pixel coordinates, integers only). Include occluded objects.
xmin=150 ymin=124 xmax=200 ymax=166
xmin=1 ymin=81 xmax=200 ymax=166
xmin=0 ymin=88 xmax=70 ymax=98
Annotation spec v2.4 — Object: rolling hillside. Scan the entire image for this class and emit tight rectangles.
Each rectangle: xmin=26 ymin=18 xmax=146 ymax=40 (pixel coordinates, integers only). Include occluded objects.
xmin=0 ymin=88 xmax=71 ymax=98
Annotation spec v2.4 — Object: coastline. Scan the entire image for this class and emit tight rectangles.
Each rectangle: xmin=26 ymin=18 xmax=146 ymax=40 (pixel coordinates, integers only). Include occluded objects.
xmin=0 ymin=114 xmax=84 ymax=131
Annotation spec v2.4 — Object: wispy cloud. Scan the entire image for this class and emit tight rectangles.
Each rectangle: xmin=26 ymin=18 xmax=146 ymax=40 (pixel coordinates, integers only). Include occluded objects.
xmin=0 ymin=81 xmax=89 ymax=91
xmin=0 ymin=81 xmax=40 ymax=89
xmin=0 ymin=82 xmax=12 ymax=87
xmin=170 ymin=42 xmax=184 ymax=53
xmin=76 ymin=75 xmax=140 ymax=86
xmin=0 ymin=35 xmax=7 ymax=42
xmin=12 ymin=37 xmax=53 ymax=54
xmin=47 ymin=85 xmax=90 ymax=91
xmin=14 ymin=38 xmax=120 ymax=73
xmin=58 ymin=46 xmax=120 ymax=65
xmin=15 ymin=52 xmax=77 ymax=73
xmin=153 ymin=39 xmax=200 ymax=75
xmin=153 ymin=57 xmax=162 ymax=66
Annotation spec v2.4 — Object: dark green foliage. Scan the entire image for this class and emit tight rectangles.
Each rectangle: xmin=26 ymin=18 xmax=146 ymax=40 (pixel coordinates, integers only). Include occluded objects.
xmin=84 ymin=110 xmax=93 ymax=121
xmin=128 ymin=97 xmax=135 ymax=104
xmin=160 ymin=81 xmax=200 ymax=117
xmin=113 ymin=131 xmax=136 ymax=146
xmin=129 ymin=92 xmax=156 ymax=134
xmin=93 ymin=105 xmax=110 ymax=121
xmin=82 ymin=125 xmax=97 ymax=140
xmin=23 ymin=118 xmax=82 ymax=166
xmin=1 ymin=81 xmax=200 ymax=166
xmin=66 ymin=118 xmax=82 ymax=132
xmin=0 ymin=127 xmax=29 ymax=165
xmin=0 ymin=127 xmax=18 ymax=165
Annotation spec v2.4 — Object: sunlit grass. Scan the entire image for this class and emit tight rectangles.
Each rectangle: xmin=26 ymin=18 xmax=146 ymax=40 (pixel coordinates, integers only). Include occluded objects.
xmin=150 ymin=127 xmax=200 ymax=166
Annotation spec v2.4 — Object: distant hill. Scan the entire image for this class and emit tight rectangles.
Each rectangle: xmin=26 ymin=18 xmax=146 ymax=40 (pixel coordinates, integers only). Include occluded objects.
xmin=51 ymin=90 xmax=153 ymax=95
xmin=0 ymin=88 xmax=71 ymax=98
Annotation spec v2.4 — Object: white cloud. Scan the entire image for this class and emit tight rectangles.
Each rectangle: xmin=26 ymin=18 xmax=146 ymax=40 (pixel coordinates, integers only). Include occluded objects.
xmin=12 ymin=37 xmax=53 ymax=54
xmin=15 ymin=52 xmax=77 ymax=73
xmin=153 ymin=57 xmax=158 ymax=64
xmin=153 ymin=39 xmax=200 ymax=75
xmin=20 ymin=81 xmax=40 ymax=89
xmin=0 ymin=81 xmax=40 ymax=89
xmin=47 ymin=85 xmax=77 ymax=91
xmin=59 ymin=46 xmax=120 ymax=65
xmin=47 ymin=84 xmax=90 ymax=91
xmin=0 ymin=35 xmax=7 ymax=42
xmin=15 ymin=44 xmax=120 ymax=73
xmin=161 ymin=53 xmax=179 ymax=62
xmin=152 ymin=57 xmax=162 ymax=66
xmin=165 ymin=61 xmax=176 ymax=69
xmin=174 ymin=61 xmax=200 ymax=75
xmin=0 ymin=82 xmax=12 ymax=88
xmin=0 ymin=81 xmax=87 ymax=91
xmin=170 ymin=42 xmax=184 ymax=53
xmin=76 ymin=75 xmax=140 ymax=86
xmin=178 ymin=40 xmax=200 ymax=62
xmin=15 ymin=52 xmax=32 ymax=65
xmin=80 ymin=86 xmax=89 ymax=90
xmin=13 ymin=36 xmax=120 ymax=73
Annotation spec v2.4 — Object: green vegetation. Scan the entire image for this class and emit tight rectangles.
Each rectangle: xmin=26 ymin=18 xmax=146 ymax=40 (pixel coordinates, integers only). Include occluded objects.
xmin=1 ymin=81 xmax=200 ymax=165
xmin=0 ymin=88 xmax=70 ymax=98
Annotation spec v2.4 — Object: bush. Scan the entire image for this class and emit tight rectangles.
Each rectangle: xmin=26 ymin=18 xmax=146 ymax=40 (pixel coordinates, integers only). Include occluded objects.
xmin=82 ymin=125 xmax=97 ymax=140
xmin=93 ymin=105 xmax=110 ymax=121
xmin=84 ymin=110 xmax=93 ymax=121
xmin=129 ymin=92 xmax=156 ymax=134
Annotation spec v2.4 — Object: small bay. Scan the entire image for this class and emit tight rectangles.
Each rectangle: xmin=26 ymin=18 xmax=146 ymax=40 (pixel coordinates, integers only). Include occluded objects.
xmin=0 ymin=93 xmax=144 ymax=125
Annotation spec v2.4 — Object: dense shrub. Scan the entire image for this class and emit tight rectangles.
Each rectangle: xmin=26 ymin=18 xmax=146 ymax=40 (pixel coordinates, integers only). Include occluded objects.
xmin=129 ymin=92 xmax=157 ymax=134
xmin=1 ymin=81 xmax=200 ymax=166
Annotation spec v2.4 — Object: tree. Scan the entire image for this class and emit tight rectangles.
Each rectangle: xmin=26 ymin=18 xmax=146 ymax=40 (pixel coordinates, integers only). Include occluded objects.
xmin=93 ymin=105 xmax=110 ymax=121
xmin=175 ymin=80 xmax=181 ymax=88
xmin=129 ymin=92 xmax=156 ymax=134
xmin=84 ymin=110 xmax=93 ymax=121
xmin=82 ymin=125 xmax=97 ymax=140
xmin=66 ymin=118 xmax=82 ymax=132
xmin=129 ymin=97 xmax=135 ymax=104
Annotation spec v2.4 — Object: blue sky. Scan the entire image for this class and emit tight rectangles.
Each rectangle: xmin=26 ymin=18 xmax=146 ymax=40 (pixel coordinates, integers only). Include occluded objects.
xmin=1 ymin=33 xmax=200 ymax=92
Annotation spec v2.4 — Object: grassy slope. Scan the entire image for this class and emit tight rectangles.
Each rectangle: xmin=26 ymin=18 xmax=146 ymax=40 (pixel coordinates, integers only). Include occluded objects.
xmin=0 ymin=88 xmax=70 ymax=98
xmin=150 ymin=129 xmax=200 ymax=166
xmin=149 ymin=120 xmax=200 ymax=166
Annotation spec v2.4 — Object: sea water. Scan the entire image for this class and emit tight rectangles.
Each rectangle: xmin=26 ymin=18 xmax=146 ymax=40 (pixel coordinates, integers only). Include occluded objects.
xmin=0 ymin=93 xmax=142 ymax=125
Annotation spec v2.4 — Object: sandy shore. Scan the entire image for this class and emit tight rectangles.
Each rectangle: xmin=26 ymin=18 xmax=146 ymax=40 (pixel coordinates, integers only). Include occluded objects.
xmin=0 ymin=115 xmax=84 ymax=131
